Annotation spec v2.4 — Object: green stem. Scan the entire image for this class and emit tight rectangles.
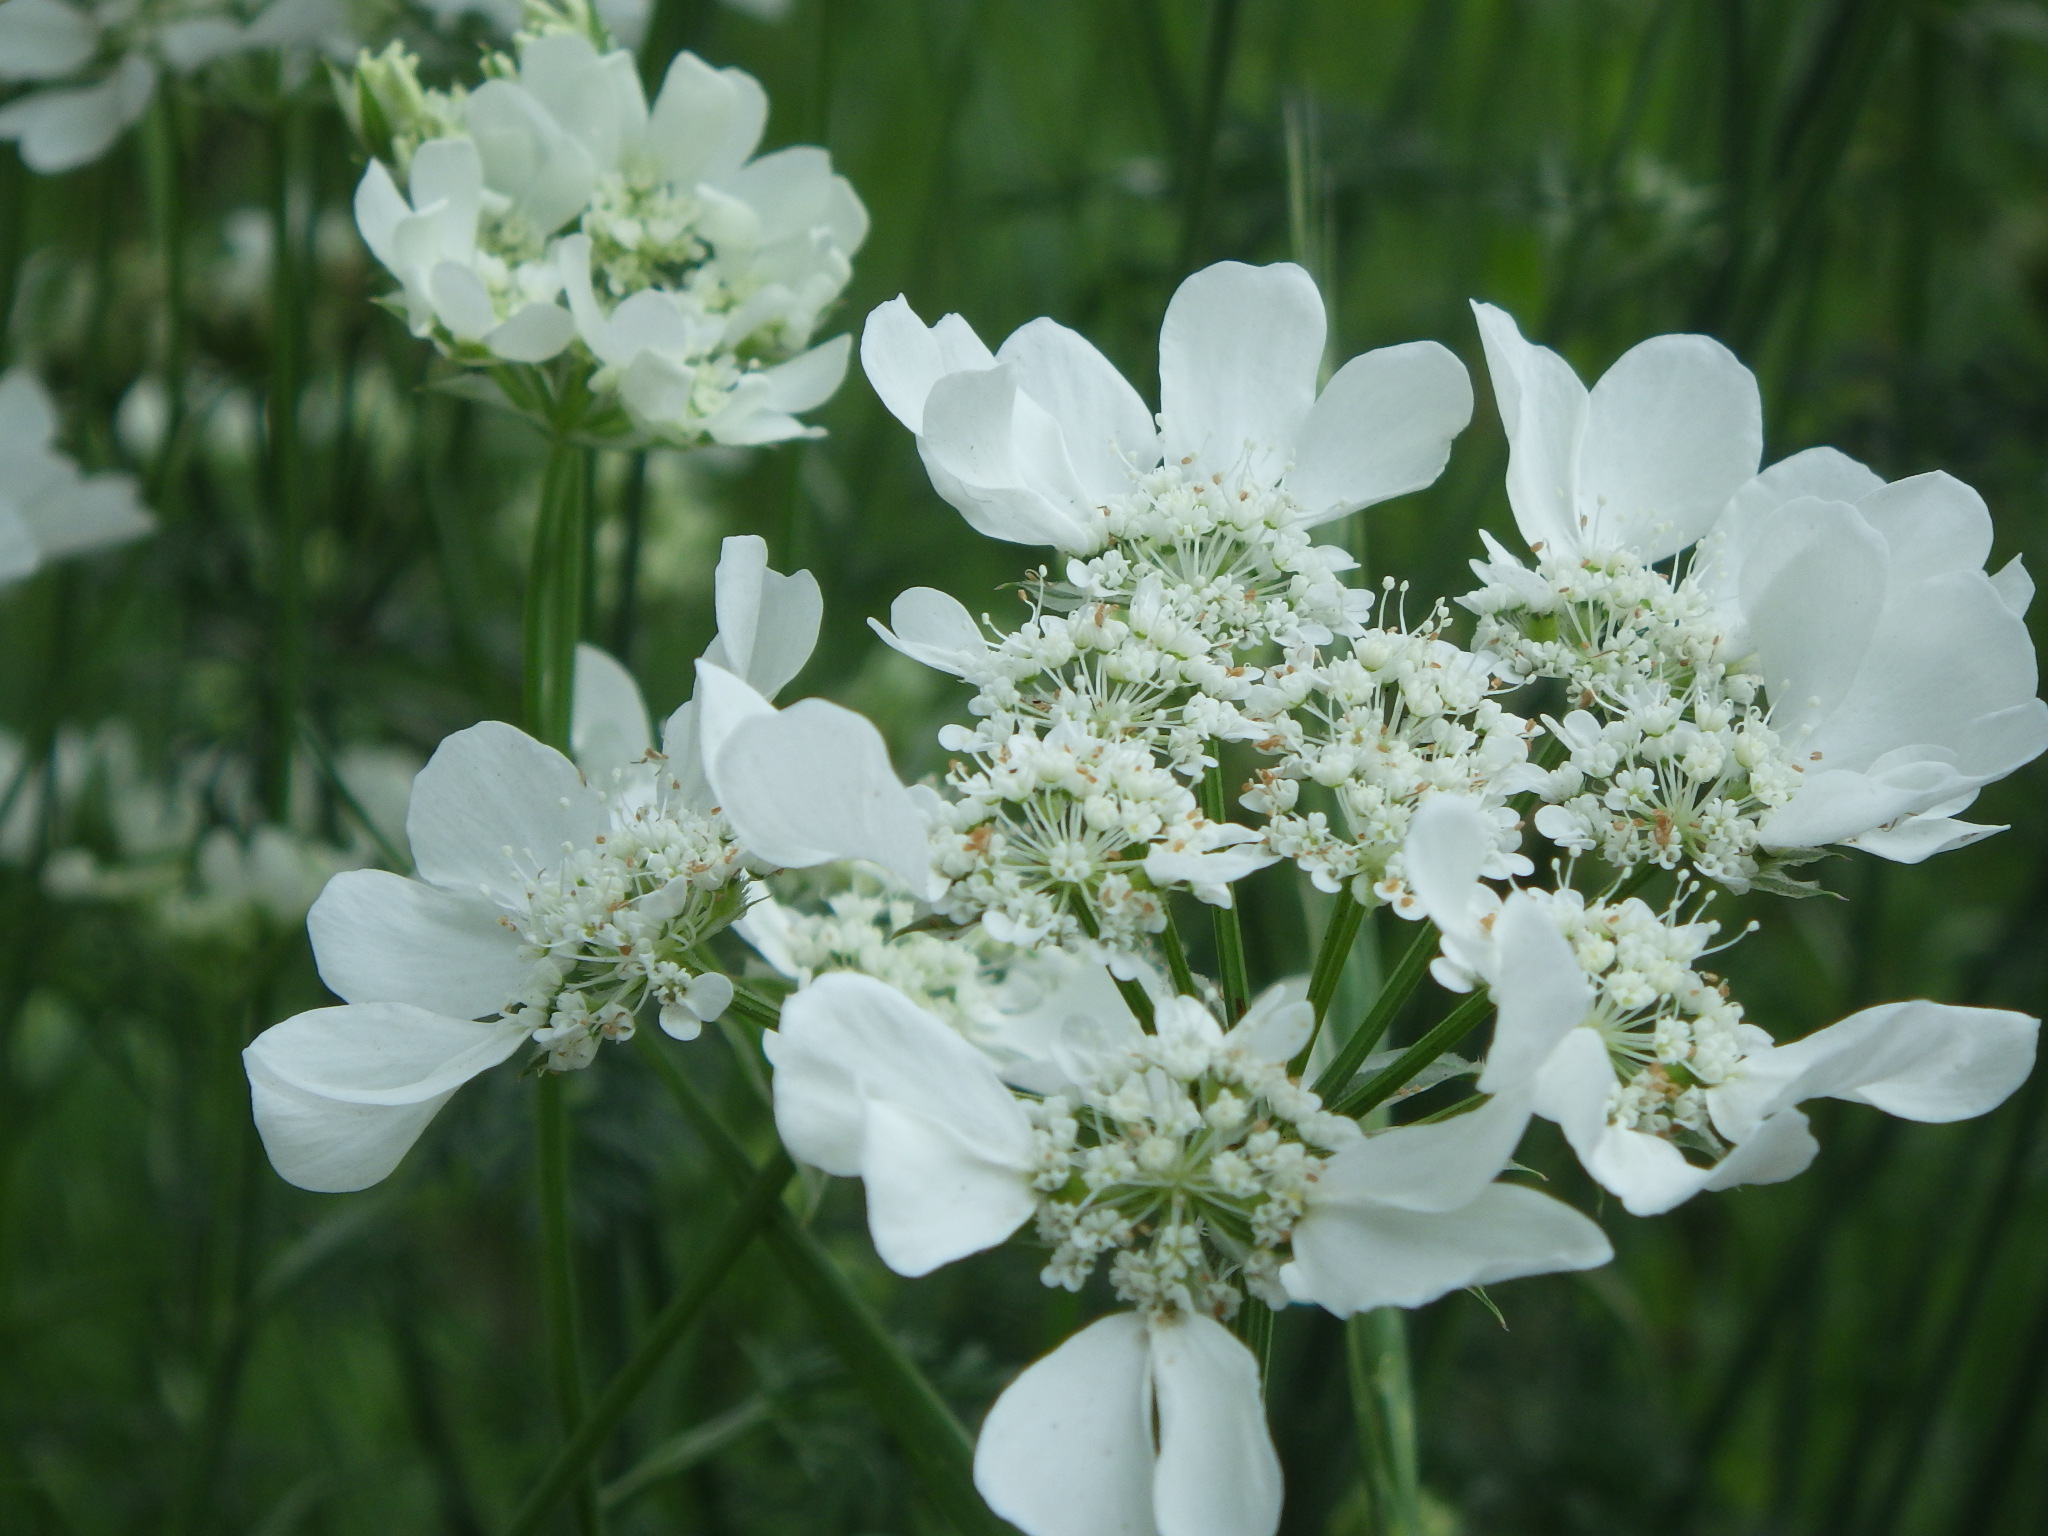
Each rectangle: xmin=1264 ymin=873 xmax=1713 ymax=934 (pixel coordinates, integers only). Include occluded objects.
xmin=1201 ymin=756 xmax=1250 ymax=1019
xmin=265 ymin=97 xmax=309 ymax=819
xmin=506 ymin=1144 xmax=795 ymax=1536
xmin=299 ymin=718 xmax=408 ymax=871
xmin=536 ymin=1074 xmax=603 ymax=1536
xmin=1237 ymin=1301 xmax=1275 ymax=1393
xmin=1161 ymin=913 xmax=1199 ymax=997
xmin=1332 ymin=991 xmax=1491 ymax=1119
xmin=611 ymin=450 xmax=648 ymax=660
xmin=526 ymin=439 xmax=591 ymax=750
xmin=1310 ymin=921 xmax=1436 ymax=1102
xmin=142 ymin=88 xmax=186 ymax=507
xmin=1293 ymin=889 xmax=1365 ymax=1074
xmin=1070 ymin=895 xmax=1156 ymax=1030
xmin=635 ymin=1035 xmax=1005 ymax=1536
xmin=1347 ymin=1309 xmax=1423 ymax=1536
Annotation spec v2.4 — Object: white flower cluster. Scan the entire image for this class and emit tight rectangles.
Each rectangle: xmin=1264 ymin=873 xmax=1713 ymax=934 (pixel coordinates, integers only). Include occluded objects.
xmin=866 ymin=264 xmax=1482 ymax=963
xmin=1248 ymin=592 xmax=1537 ymax=908
xmin=349 ymin=0 xmax=864 ymax=444
xmin=493 ymin=770 xmax=748 ymax=1069
xmin=1523 ymin=887 xmax=1751 ymax=1143
xmin=244 ymin=536 xmax=942 ymax=1191
xmin=0 ymin=0 xmax=355 ymax=173
xmin=1464 ymin=543 xmax=1801 ymax=888
xmin=737 ymin=881 xmax=1009 ymax=1033
xmin=1025 ymin=996 xmax=1360 ymax=1317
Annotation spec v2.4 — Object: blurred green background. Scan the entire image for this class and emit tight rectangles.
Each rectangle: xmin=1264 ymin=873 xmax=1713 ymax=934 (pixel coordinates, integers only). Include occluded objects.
xmin=6 ymin=0 xmax=2048 ymax=1531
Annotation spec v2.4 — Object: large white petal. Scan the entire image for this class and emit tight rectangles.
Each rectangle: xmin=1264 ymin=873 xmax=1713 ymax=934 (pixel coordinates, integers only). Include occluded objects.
xmin=1807 ymin=569 xmax=2043 ymax=781
xmin=0 ymin=54 xmax=154 ymax=174
xmin=860 ymin=1098 xmax=1042 ymax=1276
xmin=570 ymin=642 xmax=652 ymax=782
xmin=427 ymin=261 xmax=495 ymax=342
xmin=1581 ymin=332 xmax=1761 ymax=560
xmin=1158 ymin=261 xmax=1325 ymax=486
xmin=485 ymin=301 xmax=575 ymax=363
xmin=307 ymin=869 xmax=528 ymax=1018
xmin=1990 ymin=554 xmax=2033 ymax=619
xmin=1470 ymin=301 xmax=1587 ymax=557
xmin=1757 ymin=768 xmax=1936 ymax=851
xmin=244 ymin=1003 xmax=526 ymax=1191
xmin=1855 ymin=471 xmax=1993 ymax=578
xmin=1739 ymin=497 xmax=1888 ymax=740
xmin=996 ymin=317 xmax=1156 ymax=502
xmin=1710 ymin=1000 xmax=2037 ymax=1142
xmin=0 ymin=0 xmax=98 ymax=81
xmin=352 ymin=158 xmax=409 ymax=272
xmin=19 ymin=469 xmax=151 ymax=559
xmin=1149 ymin=1314 xmax=1282 ymax=1536
xmin=1285 ymin=1183 xmax=1611 ymax=1315
xmin=769 ymin=973 xmax=1034 ymax=1271
xmin=918 ymin=363 xmax=1099 ymax=550
xmin=1693 ymin=446 xmax=1886 ymax=613
xmin=1845 ymin=813 xmax=2006 ymax=863
xmin=974 ymin=1313 xmax=1156 ymax=1536
xmin=1286 ymin=341 xmax=1473 ymax=526
xmin=869 ymin=585 xmax=988 ymax=677
xmin=1400 ymin=794 xmax=1496 ymax=957
xmin=405 ymin=721 xmax=607 ymax=904
xmin=859 ymin=296 xmax=995 ymax=433
xmin=708 ymin=689 xmax=939 ymax=894
xmin=1312 ymin=1090 xmax=1531 ymax=1216
xmin=700 ymin=534 xmax=822 ymax=699
xmin=1479 ymin=894 xmax=1591 ymax=1093
xmin=757 ymin=334 xmax=851 ymax=416
xmin=645 ymin=51 xmax=766 ymax=186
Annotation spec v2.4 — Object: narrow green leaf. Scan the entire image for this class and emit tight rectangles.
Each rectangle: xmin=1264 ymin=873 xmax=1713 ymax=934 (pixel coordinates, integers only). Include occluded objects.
xmin=506 ymin=1146 xmax=795 ymax=1536
xmin=1332 ymin=991 xmax=1492 ymax=1119
xmin=535 ymin=1073 xmax=604 ymax=1536
xmin=1312 ymin=921 xmax=1437 ymax=1102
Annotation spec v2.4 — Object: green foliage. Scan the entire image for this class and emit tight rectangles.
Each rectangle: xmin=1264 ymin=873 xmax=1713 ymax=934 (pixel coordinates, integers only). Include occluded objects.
xmin=4 ymin=1 xmax=2048 ymax=1533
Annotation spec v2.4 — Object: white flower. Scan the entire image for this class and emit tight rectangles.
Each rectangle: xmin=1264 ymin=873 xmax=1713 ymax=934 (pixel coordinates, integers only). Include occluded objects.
xmin=863 ymin=260 xmax=1472 ymax=554
xmin=974 ymin=1310 xmax=1281 ymax=1536
xmin=1466 ymin=308 xmax=2046 ymax=882
xmin=1691 ymin=449 xmax=2048 ymax=861
xmin=1280 ymin=1090 xmax=1610 ymax=1315
xmin=1471 ymin=300 xmax=1762 ymax=563
xmin=693 ymin=661 xmax=941 ymax=899
xmin=354 ymin=137 xmax=579 ymax=363
xmin=0 ymin=0 xmax=353 ymax=174
xmin=768 ymin=970 xmax=1608 ymax=1536
xmin=350 ymin=21 xmax=864 ymax=443
xmin=0 ymin=368 xmax=152 ymax=578
xmin=1404 ymin=795 xmax=2039 ymax=1215
xmin=245 ymin=538 xmax=818 ymax=1192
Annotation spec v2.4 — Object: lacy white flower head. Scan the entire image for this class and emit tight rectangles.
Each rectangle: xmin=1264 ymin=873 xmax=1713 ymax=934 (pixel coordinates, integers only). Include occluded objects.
xmin=862 ymin=262 xmax=1478 ymax=962
xmin=349 ymin=0 xmax=865 ymax=445
xmin=863 ymin=259 xmax=1473 ymax=557
xmin=0 ymin=369 xmax=153 ymax=580
xmin=1405 ymin=795 xmax=2039 ymax=1216
xmin=1245 ymin=584 xmax=1541 ymax=914
xmin=766 ymin=970 xmax=1610 ymax=1536
xmin=738 ymin=877 xmax=1181 ymax=1096
xmin=0 ymin=0 xmax=355 ymax=173
xmin=243 ymin=536 xmax=935 ymax=1193
xmin=1463 ymin=303 xmax=2047 ymax=889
